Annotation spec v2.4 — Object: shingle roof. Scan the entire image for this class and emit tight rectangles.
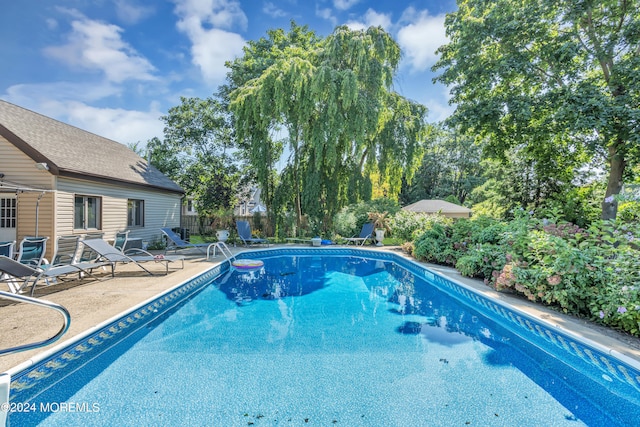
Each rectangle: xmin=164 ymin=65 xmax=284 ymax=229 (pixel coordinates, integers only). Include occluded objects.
xmin=402 ymin=199 xmax=472 ymax=214
xmin=0 ymin=100 xmax=183 ymax=194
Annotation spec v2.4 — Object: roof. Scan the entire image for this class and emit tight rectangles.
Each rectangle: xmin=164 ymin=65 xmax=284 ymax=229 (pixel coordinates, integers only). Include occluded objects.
xmin=0 ymin=100 xmax=183 ymax=194
xmin=402 ymin=199 xmax=472 ymax=214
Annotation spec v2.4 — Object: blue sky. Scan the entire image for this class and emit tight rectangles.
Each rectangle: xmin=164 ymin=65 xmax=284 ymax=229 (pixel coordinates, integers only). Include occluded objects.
xmin=1 ymin=0 xmax=457 ymax=146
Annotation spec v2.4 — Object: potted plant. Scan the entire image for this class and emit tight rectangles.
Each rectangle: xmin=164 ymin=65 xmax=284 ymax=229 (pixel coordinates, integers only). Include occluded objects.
xmin=368 ymin=211 xmax=391 ymax=246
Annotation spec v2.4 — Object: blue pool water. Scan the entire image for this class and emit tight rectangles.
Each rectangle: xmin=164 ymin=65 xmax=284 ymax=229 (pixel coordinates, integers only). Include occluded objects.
xmin=7 ymin=249 xmax=640 ymax=426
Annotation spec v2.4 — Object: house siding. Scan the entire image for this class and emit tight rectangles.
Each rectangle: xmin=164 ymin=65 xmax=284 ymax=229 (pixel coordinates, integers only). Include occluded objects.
xmin=57 ymin=177 xmax=182 ymax=244
xmin=1 ymin=136 xmax=55 ymax=256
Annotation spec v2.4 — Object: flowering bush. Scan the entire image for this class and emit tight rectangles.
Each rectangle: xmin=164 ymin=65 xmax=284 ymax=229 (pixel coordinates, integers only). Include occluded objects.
xmin=407 ymin=211 xmax=640 ymax=335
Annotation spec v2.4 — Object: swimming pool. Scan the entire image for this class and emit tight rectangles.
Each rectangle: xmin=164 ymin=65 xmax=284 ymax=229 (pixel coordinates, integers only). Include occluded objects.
xmin=5 ymin=248 xmax=640 ymax=426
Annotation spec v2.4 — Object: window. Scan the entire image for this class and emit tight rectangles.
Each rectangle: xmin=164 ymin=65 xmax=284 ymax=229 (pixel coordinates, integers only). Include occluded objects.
xmin=186 ymin=199 xmax=196 ymax=214
xmin=74 ymin=195 xmax=101 ymax=230
xmin=0 ymin=198 xmax=16 ymax=228
xmin=128 ymin=199 xmax=145 ymax=227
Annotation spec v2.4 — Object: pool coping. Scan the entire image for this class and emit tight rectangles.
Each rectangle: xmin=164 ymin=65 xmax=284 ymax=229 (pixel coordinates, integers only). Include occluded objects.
xmin=6 ymin=246 xmax=640 ymax=404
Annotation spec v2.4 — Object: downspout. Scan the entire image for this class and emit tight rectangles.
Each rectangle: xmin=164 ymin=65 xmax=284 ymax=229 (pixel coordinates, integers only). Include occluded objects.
xmin=35 ymin=191 xmax=45 ymax=237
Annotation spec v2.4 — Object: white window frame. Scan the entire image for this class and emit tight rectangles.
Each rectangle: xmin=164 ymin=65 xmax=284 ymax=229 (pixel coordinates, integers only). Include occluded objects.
xmin=127 ymin=199 xmax=145 ymax=227
xmin=74 ymin=195 xmax=102 ymax=230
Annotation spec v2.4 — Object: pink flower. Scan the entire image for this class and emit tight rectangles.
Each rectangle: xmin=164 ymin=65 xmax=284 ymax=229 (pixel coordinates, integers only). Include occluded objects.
xmin=546 ymin=275 xmax=562 ymax=286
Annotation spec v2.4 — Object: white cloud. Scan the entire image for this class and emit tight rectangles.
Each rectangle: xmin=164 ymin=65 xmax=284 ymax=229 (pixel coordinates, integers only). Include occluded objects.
xmin=397 ymin=9 xmax=448 ymax=72
xmin=172 ymin=0 xmax=247 ymax=31
xmin=316 ymin=6 xmax=337 ymax=27
xmin=43 ymin=12 xmax=157 ymax=83
xmin=172 ymin=0 xmax=247 ymax=85
xmin=334 ymin=0 xmax=360 ymax=11
xmin=3 ymin=83 xmax=164 ymax=144
xmin=4 ymin=82 xmax=121 ymax=105
xmin=113 ymin=0 xmax=155 ymax=25
xmin=63 ymin=101 xmax=164 ymax=144
xmin=188 ymin=28 xmax=246 ymax=82
xmin=345 ymin=8 xmax=392 ymax=31
xmin=263 ymin=2 xmax=287 ymax=18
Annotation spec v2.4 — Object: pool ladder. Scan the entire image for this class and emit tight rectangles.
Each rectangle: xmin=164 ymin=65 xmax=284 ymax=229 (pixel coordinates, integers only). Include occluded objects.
xmin=206 ymin=241 xmax=236 ymax=265
xmin=0 ymin=291 xmax=71 ymax=427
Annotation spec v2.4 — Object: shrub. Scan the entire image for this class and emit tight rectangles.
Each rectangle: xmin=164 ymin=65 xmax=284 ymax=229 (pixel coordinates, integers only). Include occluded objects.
xmin=455 ymin=243 xmax=506 ymax=279
xmin=333 ymin=210 xmax=358 ymax=237
xmin=413 ymin=223 xmax=452 ymax=264
xmin=390 ymin=210 xmax=452 ymax=242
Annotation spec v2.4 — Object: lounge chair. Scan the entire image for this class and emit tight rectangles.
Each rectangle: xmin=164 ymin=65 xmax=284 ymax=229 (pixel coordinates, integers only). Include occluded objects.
xmin=342 ymin=222 xmax=375 ymax=246
xmin=81 ymin=239 xmax=184 ymax=275
xmin=236 ymin=221 xmax=269 ymax=246
xmin=41 ymin=235 xmax=110 ymax=280
xmin=0 ymin=255 xmax=100 ymax=296
xmin=78 ymin=232 xmax=105 ymax=263
xmin=15 ymin=236 xmax=49 ymax=267
xmin=113 ymin=230 xmax=129 ymax=251
xmin=160 ymin=227 xmax=209 ymax=254
xmin=0 ymin=241 xmax=14 ymax=258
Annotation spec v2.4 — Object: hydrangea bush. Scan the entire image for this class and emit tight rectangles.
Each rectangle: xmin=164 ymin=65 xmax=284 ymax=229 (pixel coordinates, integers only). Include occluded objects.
xmin=410 ymin=210 xmax=640 ymax=336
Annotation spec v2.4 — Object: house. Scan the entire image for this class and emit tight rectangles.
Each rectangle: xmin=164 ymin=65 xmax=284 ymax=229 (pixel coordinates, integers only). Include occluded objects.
xmin=402 ymin=199 xmax=472 ymax=218
xmin=0 ymin=100 xmax=184 ymax=259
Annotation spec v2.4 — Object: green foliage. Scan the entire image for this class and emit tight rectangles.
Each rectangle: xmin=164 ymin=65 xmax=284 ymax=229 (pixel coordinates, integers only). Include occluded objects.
xmin=413 ymin=223 xmax=451 ymax=264
xmin=146 ymin=238 xmax=166 ymax=251
xmin=333 ymin=210 xmax=358 ymax=237
xmin=148 ymin=96 xmax=245 ymax=217
xmin=401 ymin=125 xmax=484 ymax=206
xmin=407 ymin=209 xmax=640 ymax=335
xmin=333 ymin=198 xmax=400 ymax=237
xmin=456 ymin=244 xmax=506 ymax=279
xmin=389 ymin=211 xmax=452 ymax=242
xmin=434 ymin=0 xmax=640 ymax=220
xmin=228 ymin=22 xmax=427 ymax=229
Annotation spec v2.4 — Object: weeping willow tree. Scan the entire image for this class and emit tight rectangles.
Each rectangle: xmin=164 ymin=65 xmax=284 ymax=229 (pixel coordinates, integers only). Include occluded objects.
xmin=228 ymin=23 xmax=428 ymax=233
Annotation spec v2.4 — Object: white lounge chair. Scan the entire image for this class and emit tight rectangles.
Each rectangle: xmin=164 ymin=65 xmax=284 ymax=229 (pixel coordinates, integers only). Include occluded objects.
xmin=82 ymin=239 xmax=184 ymax=275
xmin=0 ymin=255 xmax=100 ymax=296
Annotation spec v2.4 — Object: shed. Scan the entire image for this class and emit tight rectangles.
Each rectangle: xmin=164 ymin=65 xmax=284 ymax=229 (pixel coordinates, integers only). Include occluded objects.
xmin=402 ymin=199 xmax=472 ymax=218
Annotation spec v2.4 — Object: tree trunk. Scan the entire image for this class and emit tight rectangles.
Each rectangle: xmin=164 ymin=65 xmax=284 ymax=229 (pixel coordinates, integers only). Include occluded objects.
xmin=602 ymin=142 xmax=626 ymax=220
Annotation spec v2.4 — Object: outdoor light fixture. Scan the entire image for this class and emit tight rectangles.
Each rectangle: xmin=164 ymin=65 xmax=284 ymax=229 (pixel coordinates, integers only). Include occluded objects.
xmin=0 ymin=173 xmax=4 ymax=179
xmin=34 ymin=162 xmax=49 ymax=171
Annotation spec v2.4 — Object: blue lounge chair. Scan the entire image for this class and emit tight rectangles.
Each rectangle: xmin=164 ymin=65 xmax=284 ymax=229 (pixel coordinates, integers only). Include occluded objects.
xmin=0 ymin=241 xmax=14 ymax=259
xmin=15 ymin=236 xmax=48 ymax=268
xmin=236 ymin=221 xmax=269 ymax=246
xmin=342 ymin=222 xmax=375 ymax=246
xmin=113 ymin=230 xmax=129 ymax=251
xmin=160 ymin=228 xmax=209 ymax=254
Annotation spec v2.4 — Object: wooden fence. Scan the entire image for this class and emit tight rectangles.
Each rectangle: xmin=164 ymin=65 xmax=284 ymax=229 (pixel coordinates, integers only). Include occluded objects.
xmin=180 ymin=215 xmax=272 ymax=237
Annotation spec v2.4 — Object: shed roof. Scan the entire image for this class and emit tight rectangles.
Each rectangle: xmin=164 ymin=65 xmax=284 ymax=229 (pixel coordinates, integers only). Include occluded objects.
xmin=402 ymin=199 xmax=472 ymax=215
xmin=0 ymin=100 xmax=183 ymax=194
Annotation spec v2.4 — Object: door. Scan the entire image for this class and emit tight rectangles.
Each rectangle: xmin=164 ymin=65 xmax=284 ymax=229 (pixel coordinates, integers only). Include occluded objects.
xmin=0 ymin=196 xmax=17 ymax=242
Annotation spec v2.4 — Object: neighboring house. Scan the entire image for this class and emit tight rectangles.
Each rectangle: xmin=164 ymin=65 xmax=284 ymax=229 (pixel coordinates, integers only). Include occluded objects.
xmin=235 ymin=187 xmax=264 ymax=216
xmin=0 ymin=100 xmax=184 ymax=259
xmin=182 ymin=198 xmax=198 ymax=217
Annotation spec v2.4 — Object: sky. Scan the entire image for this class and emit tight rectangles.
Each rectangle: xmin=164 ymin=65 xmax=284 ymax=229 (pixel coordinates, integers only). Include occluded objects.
xmin=1 ymin=0 xmax=458 ymax=147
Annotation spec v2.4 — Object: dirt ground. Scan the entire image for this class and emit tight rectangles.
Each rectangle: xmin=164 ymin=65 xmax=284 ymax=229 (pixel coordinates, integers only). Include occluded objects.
xmin=1 ymin=245 xmax=639 ymax=374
